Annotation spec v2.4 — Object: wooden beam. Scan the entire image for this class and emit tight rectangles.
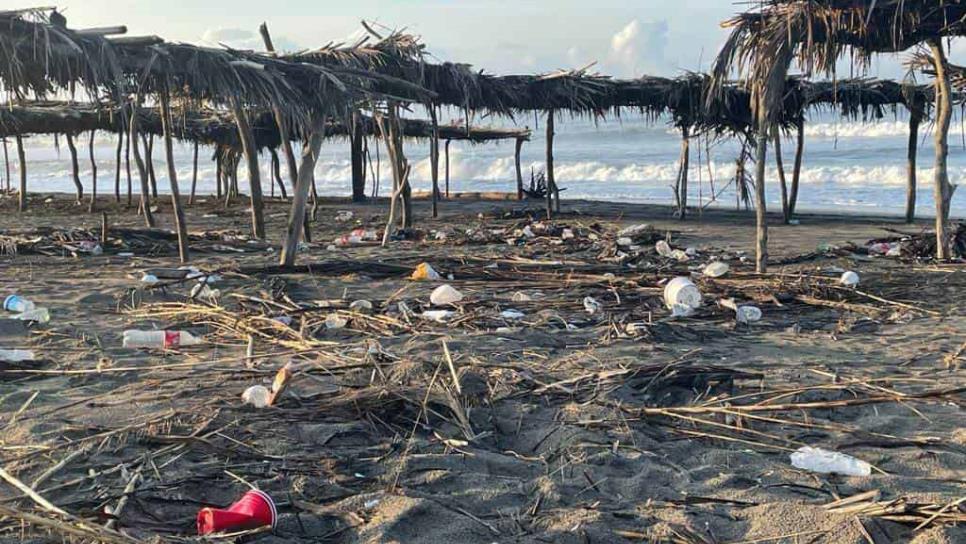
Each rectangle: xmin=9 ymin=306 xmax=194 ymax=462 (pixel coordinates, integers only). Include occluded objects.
xmin=75 ymin=26 xmax=127 ymax=36
xmin=159 ymin=87 xmax=190 ymax=262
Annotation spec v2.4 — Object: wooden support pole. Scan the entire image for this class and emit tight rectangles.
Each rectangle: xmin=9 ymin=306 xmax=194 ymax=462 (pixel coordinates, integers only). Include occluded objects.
xmin=429 ymin=105 xmax=440 ymax=218
xmin=753 ymin=130 xmax=769 ymax=273
xmin=444 ymin=139 xmax=451 ymax=198
xmin=15 ymin=135 xmax=25 ymax=212
xmin=270 ymin=149 xmax=287 ymax=199
xmin=514 ymin=137 xmax=524 ymax=200
xmin=189 ymin=141 xmax=199 ymax=205
xmin=101 ymin=212 xmax=109 ymax=246
xmin=279 ymin=118 xmax=325 ymax=267
xmin=113 ymin=128 xmax=122 ymax=202
xmin=128 ymin=100 xmax=154 ymax=228
xmin=215 ymin=151 xmax=222 ymax=200
xmin=906 ymin=107 xmax=921 ymax=224
xmin=159 ymin=87 xmax=190 ymax=263
xmin=679 ymin=126 xmax=690 ymax=220
xmin=88 ymin=130 xmax=97 ymax=213
xmin=65 ymin=133 xmax=83 ymax=203
xmin=144 ymin=134 xmax=157 ymax=198
xmin=231 ymin=101 xmax=266 ymax=240
xmin=929 ymin=39 xmax=956 ymax=259
xmin=259 ymin=22 xmax=298 ymax=197
xmin=545 ymin=110 xmax=555 ymax=220
xmin=124 ymin=113 xmax=132 ymax=207
xmin=789 ymin=120 xmax=803 ymax=218
xmin=351 ymin=111 xmax=367 ymax=202
xmin=3 ymin=137 xmax=9 ymax=192
xmin=774 ymin=133 xmax=789 ymax=224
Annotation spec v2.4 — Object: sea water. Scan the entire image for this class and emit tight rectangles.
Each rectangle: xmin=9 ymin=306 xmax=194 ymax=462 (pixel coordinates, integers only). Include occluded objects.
xmin=5 ymin=110 xmax=965 ymax=218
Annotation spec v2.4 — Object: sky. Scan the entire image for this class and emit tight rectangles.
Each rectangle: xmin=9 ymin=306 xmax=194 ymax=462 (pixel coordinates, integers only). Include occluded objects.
xmin=19 ymin=0 xmax=931 ymax=80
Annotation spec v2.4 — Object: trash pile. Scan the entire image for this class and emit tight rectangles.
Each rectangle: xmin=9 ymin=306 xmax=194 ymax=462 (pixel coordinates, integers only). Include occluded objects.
xmin=0 ymin=226 xmax=273 ymax=257
xmin=865 ymin=222 xmax=966 ymax=260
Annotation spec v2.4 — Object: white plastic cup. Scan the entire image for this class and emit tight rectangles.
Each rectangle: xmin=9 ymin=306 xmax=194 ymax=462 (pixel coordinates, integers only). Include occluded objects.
xmin=3 ymin=295 xmax=35 ymax=313
xmin=430 ymin=285 xmax=464 ymax=306
xmin=664 ymin=277 xmax=702 ymax=310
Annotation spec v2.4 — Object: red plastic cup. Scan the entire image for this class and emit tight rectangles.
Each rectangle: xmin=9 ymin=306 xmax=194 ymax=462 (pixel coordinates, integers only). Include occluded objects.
xmin=197 ymin=489 xmax=277 ymax=535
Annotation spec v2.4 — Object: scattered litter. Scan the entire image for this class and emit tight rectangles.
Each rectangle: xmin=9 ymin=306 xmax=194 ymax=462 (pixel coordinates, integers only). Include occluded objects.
xmin=521 ymin=226 xmax=535 ymax=239
xmin=420 ymin=310 xmax=454 ymax=322
xmin=190 ymin=284 xmax=220 ymax=300
xmin=670 ymin=304 xmax=695 ymax=318
xmin=655 ymin=240 xmax=673 ymax=257
xmin=617 ymin=237 xmax=633 ymax=247
xmin=511 ymin=291 xmax=532 ymax=302
xmin=12 ymin=308 xmax=49 ymax=323
xmin=583 ymin=296 xmax=602 ymax=315
xmin=334 ymin=228 xmax=377 ymax=246
xmin=325 ymin=314 xmax=348 ymax=330
xmin=140 ymin=274 xmax=160 ymax=284
xmin=410 ymin=262 xmax=442 ymax=281
xmin=0 ymin=349 xmax=35 ymax=363
xmin=790 ymin=446 xmax=871 ymax=477
xmin=122 ymin=330 xmax=202 ymax=349
xmin=500 ymin=309 xmax=525 ymax=320
xmin=197 ymin=489 xmax=277 ymax=535
xmin=561 ymin=228 xmax=575 ymax=240
xmin=3 ymin=295 xmax=35 ymax=313
xmin=618 ymin=224 xmax=653 ymax=238
xmin=349 ymin=300 xmax=373 ymax=313
xmin=241 ymin=385 xmax=272 ymax=408
xmin=430 ymin=285 xmax=463 ymax=306
xmin=664 ymin=277 xmax=702 ymax=310
xmin=335 ymin=210 xmax=355 ymax=222
xmin=703 ymin=261 xmax=730 ymax=278
xmin=839 ymin=271 xmax=860 ymax=287
xmin=736 ymin=305 xmax=763 ymax=324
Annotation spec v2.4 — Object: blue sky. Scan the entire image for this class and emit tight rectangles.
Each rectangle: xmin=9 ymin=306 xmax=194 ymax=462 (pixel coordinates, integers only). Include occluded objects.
xmin=40 ymin=0 xmax=919 ymax=79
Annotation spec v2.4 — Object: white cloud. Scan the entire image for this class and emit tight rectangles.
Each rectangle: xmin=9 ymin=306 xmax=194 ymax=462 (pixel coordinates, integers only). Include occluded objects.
xmin=606 ymin=19 xmax=671 ymax=77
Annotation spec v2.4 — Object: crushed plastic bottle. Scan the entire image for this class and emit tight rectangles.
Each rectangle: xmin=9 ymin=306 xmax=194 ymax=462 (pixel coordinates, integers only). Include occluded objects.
xmin=663 ymin=277 xmax=702 ymax=310
xmin=349 ymin=300 xmax=373 ymax=313
xmin=410 ymin=263 xmax=442 ymax=281
xmin=325 ymin=314 xmax=348 ymax=330
xmin=12 ymin=308 xmax=50 ymax=324
xmin=789 ymin=446 xmax=871 ymax=477
xmin=583 ymin=297 xmax=602 ymax=315
xmin=703 ymin=261 xmax=730 ymax=278
xmin=655 ymin=240 xmax=673 ymax=257
xmin=420 ymin=310 xmax=454 ymax=322
xmin=736 ymin=305 xmax=763 ymax=324
xmin=839 ymin=271 xmax=860 ymax=287
xmin=500 ymin=309 xmax=525 ymax=320
xmin=430 ymin=285 xmax=463 ymax=306
xmin=122 ymin=330 xmax=203 ymax=349
xmin=241 ymin=385 xmax=272 ymax=408
xmin=0 ymin=349 xmax=36 ymax=363
xmin=3 ymin=295 xmax=35 ymax=313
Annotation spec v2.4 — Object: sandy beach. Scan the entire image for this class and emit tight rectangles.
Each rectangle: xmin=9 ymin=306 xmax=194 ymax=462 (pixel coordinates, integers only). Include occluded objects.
xmin=0 ymin=192 xmax=962 ymax=543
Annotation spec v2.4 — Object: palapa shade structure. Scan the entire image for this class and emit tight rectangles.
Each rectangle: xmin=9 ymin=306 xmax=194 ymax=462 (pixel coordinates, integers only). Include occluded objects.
xmin=712 ymin=0 xmax=966 ymax=269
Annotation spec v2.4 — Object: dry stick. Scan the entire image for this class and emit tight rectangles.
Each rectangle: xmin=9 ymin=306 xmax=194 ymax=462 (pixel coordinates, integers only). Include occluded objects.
xmin=31 ymin=449 xmax=88 ymax=489
xmin=389 ymin=361 xmax=443 ymax=492
xmin=144 ymin=132 xmax=158 ymax=198
xmin=104 ymin=468 xmax=141 ymax=531
xmin=514 ymin=137 xmax=524 ymax=200
xmin=88 ymin=130 xmax=97 ymax=213
xmin=441 ymin=340 xmax=461 ymax=395
xmin=0 ymin=503 xmax=140 ymax=544
xmin=159 ymin=84 xmax=190 ymax=263
xmin=15 ymin=135 xmax=26 ymax=212
xmin=129 ymin=100 xmax=154 ymax=227
xmin=0 ymin=467 xmax=68 ymax=515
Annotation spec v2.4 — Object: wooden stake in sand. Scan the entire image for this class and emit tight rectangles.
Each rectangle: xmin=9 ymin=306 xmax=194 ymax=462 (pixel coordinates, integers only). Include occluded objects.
xmin=280 ymin=117 xmax=325 ymax=266
xmin=65 ymin=133 xmax=83 ymax=203
xmin=159 ymin=83 xmax=190 ymax=262
xmin=231 ymin=98 xmax=266 ymax=240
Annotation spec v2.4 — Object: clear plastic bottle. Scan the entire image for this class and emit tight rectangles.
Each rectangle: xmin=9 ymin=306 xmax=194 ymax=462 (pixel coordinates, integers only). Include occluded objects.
xmin=122 ymin=330 xmax=203 ymax=348
xmin=0 ymin=349 xmax=36 ymax=362
xmin=3 ymin=295 xmax=35 ymax=313
xmin=13 ymin=308 xmax=50 ymax=323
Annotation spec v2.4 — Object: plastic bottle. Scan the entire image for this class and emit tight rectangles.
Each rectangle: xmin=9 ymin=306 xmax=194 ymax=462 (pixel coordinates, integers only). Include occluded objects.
xmin=122 ymin=330 xmax=203 ymax=348
xmin=13 ymin=308 xmax=50 ymax=324
xmin=664 ymin=277 xmax=702 ymax=310
xmin=430 ymin=285 xmax=463 ymax=306
xmin=703 ymin=261 xmax=730 ymax=278
xmin=0 ymin=350 xmax=35 ymax=362
xmin=3 ymin=295 xmax=35 ymax=313
xmin=789 ymin=446 xmax=871 ymax=477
